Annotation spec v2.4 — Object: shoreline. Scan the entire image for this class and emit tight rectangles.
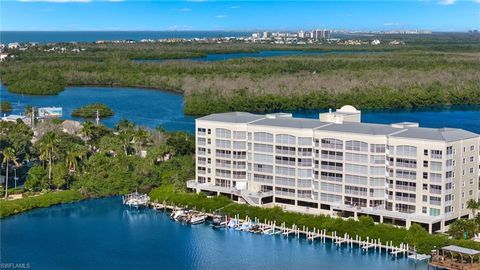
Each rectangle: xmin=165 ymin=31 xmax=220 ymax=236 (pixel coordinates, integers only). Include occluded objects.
xmin=3 ymin=83 xmax=480 ymax=117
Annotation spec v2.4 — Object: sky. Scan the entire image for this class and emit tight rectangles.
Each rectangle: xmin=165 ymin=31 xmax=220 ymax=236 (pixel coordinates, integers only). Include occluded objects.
xmin=1 ymin=0 xmax=479 ymax=31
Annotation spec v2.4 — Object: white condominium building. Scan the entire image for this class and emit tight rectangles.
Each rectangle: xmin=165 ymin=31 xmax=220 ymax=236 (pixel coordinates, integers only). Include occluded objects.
xmin=187 ymin=106 xmax=479 ymax=233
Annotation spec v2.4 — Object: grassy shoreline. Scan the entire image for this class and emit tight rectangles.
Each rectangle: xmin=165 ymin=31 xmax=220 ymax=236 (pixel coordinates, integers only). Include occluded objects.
xmin=0 ymin=190 xmax=85 ymax=218
xmin=149 ymin=185 xmax=480 ymax=254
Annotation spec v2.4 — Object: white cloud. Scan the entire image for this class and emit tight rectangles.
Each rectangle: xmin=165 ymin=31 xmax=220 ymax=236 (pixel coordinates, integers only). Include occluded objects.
xmin=230 ymin=5 xmax=240 ymax=9
xmin=215 ymin=15 xmax=227 ymax=18
xmin=179 ymin=8 xmax=192 ymax=12
xmin=107 ymin=0 xmax=124 ymax=2
xmin=438 ymin=0 xmax=456 ymax=5
xmin=383 ymin=22 xmax=401 ymax=26
xmin=18 ymin=0 xmax=91 ymax=2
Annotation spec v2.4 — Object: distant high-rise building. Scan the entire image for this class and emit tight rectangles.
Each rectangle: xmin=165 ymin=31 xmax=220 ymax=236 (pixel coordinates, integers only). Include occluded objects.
xmin=262 ymin=32 xmax=269 ymax=39
xmin=298 ymin=30 xmax=305 ymax=38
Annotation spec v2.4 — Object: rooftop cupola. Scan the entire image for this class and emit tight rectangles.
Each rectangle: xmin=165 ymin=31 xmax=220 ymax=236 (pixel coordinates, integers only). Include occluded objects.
xmin=319 ymin=105 xmax=361 ymax=124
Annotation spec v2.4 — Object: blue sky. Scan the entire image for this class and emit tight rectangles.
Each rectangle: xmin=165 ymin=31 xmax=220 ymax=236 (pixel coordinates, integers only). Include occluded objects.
xmin=1 ymin=0 xmax=479 ymax=31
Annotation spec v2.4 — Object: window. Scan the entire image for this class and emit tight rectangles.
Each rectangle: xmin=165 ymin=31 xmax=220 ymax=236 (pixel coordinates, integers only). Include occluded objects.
xmin=423 ymin=161 xmax=428 ymax=168
xmin=254 ymin=143 xmax=273 ymax=153
xmin=197 ymin=137 xmax=206 ymax=146
xmin=298 ymin=137 xmax=313 ymax=146
xmin=396 ymin=158 xmax=417 ymax=168
xmin=321 ymin=138 xmax=343 ymax=149
xmin=431 ymin=150 xmax=443 ymax=159
xmin=370 ymin=144 xmax=386 ymax=153
xmin=430 ymin=161 xmax=442 ymax=171
xmin=216 ymin=139 xmax=231 ymax=148
xmin=345 ymin=174 xmax=368 ymax=185
xmin=430 ymin=173 xmax=442 ymax=183
xmin=233 ymin=131 xmax=246 ymax=139
xmin=216 ymin=128 xmax=231 ymax=139
xmin=276 ymin=134 xmax=296 ymax=145
xmin=345 ymin=164 xmax=368 ymax=175
xmin=320 ymin=182 xmax=342 ymax=193
xmin=345 ymin=153 xmax=369 ymax=163
xmin=396 ymin=169 xmax=416 ymax=180
xmin=197 ymin=127 xmax=206 ymax=136
xmin=275 ymin=166 xmax=296 ymax=177
xmin=370 ymin=155 xmax=385 ymax=164
xmin=424 ymin=149 xmax=428 ymax=156
xmin=346 ymin=140 xmax=368 ymax=152
xmin=254 ymin=132 xmax=273 ymax=143
xmin=254 ymin=153 xmax=273 ymax=164
xmin=275 ymin=176 xmax=295 ymax=187
xmin=397 ymin=145 xmax=417 ymax=157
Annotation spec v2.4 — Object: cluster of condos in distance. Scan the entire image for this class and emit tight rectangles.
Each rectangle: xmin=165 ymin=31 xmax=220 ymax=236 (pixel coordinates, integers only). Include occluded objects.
xmin=187 ymin=106 xmax=480 ymax=233
xmin=250 ymin=29 xmax=331 ymax=43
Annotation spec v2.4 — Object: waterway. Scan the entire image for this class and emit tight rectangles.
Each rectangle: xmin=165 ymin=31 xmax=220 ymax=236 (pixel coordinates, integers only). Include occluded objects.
xmin=0 ymin=197 xmax=429 ymax=270
xmin=134 ymin=50 xmax=374 ymax=62
xmin=2 ymin=84 xmax=479 ymax=134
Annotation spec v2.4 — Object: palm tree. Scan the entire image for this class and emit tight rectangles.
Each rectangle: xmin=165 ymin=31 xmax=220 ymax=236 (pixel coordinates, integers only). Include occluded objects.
xmin=37 ymin=132 xmax=60 ymax=187
xmin=81 ymin=121 xmax=95 ymax=143
xmin=467 ymin=199 xmax=479 ymax=218
xmin=2 ymin=147 xmax=19 ymax=199
xmin=65 ymin=144 xmax=87 ymax=173
xmin=133 ymin=128 xmax=150 ymax=155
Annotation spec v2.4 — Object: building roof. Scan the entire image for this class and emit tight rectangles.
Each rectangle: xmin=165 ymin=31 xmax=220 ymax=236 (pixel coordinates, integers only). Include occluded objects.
xmin=250 ymin=117 xmax=326 ymax=129
xmin=441 ymin=245 xmax=480 ymax=256
xmin=197 ymin=112 xmax=479 ymax=142
xmin=197 ymin=112 xmax=264 ymax=124
xmin=317 ymin=122 xmax=400 ymax=136
xmin=390 ymin=127 xmax=479 ymax=142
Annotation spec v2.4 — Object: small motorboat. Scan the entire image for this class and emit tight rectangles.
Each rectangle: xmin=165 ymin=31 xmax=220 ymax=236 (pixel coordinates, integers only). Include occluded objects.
xmin=211 ymin=213 xmax=228 ymax=228
xmin=237 ymin=221 xmax=252 ymax=231
xmin=170 ymin=209 xmax=186 ymax=221
xmin=189 ymin=213 xmax=207 ymax=225
xmin=227 ymin=218 xmax=238 ymax=228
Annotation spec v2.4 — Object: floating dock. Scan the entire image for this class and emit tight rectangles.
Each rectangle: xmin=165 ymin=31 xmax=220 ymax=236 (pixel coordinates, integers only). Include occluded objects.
xmin=149 ymin=201 xmax=415 ymax=259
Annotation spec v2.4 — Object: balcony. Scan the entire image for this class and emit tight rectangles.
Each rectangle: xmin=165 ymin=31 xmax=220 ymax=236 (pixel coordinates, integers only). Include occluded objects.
xmin=395 ymin=196 xmax=416 ymax=203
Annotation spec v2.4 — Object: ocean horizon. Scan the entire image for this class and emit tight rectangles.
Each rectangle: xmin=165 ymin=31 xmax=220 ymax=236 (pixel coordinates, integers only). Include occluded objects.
xmin=0 ymin=30 xmax=253 ymax=44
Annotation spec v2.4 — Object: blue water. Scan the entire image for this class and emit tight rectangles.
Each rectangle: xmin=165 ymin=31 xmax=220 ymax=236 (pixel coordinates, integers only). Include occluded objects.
xmin=2 ymin=85 xmax=479 ymax=134
xmin=0 ymin=197 xmax=428 ymax=270
xmin=0 ymin=85 xmax=195 ymax=133
xmin=0 ymin=31 xmax=251 ymax=44
xmin=135 ymin=50 xmax=373 ymax=62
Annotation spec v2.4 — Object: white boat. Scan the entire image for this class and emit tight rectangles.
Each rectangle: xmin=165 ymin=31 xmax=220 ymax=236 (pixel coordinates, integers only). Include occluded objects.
xmin=171 ymin=209 xmax=186 ymax=221
xmin=189 ymin=214 xmax=207 ymax=225
xmin=122 ymin=192 xmax=150 ymax=208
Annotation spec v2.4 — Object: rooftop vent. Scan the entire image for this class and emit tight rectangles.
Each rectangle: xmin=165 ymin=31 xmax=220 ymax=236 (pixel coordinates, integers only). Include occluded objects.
xmin=391 ymin=122 xmax=420 ymax=128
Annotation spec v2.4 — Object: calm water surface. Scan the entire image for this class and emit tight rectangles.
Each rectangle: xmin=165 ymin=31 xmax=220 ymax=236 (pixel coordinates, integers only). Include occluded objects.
xmin=0 ymin=197 xmax=428 ymax=270
xmin=135 ymin=50 xmax=374 ymax=62
xmin=0 ymin=85 xmax=195 ymax=132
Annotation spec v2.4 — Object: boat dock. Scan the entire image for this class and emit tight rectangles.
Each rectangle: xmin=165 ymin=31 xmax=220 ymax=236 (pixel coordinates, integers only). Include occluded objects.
xmin=123 ymin=192 xmax=150 ymax=208
xmin=149 ymin=201 xmax=417 ymax=259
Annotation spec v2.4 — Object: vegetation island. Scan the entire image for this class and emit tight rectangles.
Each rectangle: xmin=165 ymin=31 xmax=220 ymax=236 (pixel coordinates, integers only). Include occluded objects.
xmin=72 ymin=103 xmax=114 ymax=118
